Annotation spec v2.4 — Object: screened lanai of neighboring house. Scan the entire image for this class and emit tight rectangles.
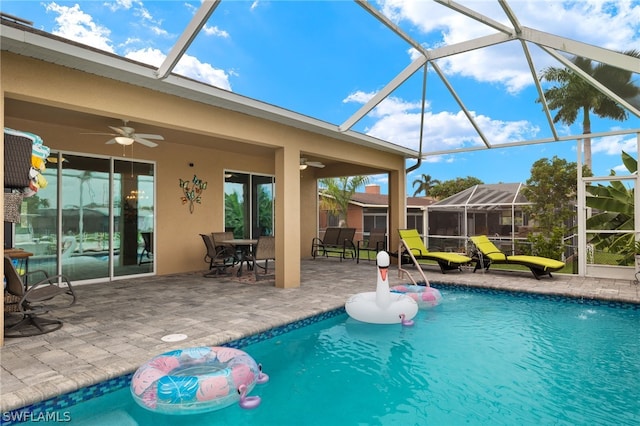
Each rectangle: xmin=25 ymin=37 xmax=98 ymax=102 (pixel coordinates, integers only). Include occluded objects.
xmin=424 ymin=183 xmax=533 ymax=253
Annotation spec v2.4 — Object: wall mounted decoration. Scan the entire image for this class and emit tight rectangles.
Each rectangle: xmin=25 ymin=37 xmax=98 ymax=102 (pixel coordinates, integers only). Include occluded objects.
xmin=179 ymin=174 xmax=207 ymax=214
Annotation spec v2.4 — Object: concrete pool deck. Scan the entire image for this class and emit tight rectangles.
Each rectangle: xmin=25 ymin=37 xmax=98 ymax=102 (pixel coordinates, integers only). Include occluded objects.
xmin=1 ymin=258 xmax=639 ymax=412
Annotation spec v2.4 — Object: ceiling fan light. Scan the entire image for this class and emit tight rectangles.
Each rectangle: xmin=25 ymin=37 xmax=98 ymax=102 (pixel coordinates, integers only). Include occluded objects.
xmin=115 ymin=136 xmax=134 ymax=146
xmin=299 ymin=164 xmax=308 ymax=170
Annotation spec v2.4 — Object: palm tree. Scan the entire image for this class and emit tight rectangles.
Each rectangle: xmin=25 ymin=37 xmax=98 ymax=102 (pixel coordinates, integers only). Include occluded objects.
xmin=411 ymin=173 xmax=440 ymax=197
xmin=319 ymin=176 xmax=370 ymax=227
xmin=537 ymin=49 xmax=640 ymax=170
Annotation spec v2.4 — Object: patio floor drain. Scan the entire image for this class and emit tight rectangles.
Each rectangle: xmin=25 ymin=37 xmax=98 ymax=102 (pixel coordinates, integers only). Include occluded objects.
xmin=161 ymin=333 xmax=188 ymax=342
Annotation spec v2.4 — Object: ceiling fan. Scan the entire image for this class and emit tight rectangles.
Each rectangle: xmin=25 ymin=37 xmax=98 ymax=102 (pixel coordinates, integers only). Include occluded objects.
xmin=300 ymin=158 xmax=325 ymax=170
xmin=84 ymin=120 xmax=164 ymax=147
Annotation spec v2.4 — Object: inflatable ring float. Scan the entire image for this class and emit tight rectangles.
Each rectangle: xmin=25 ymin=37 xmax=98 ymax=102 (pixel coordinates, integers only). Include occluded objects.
xmin=391 ymin=285 xmax=442 ymax=308
xmin=131 ymin=346 xmax=269 ymax=415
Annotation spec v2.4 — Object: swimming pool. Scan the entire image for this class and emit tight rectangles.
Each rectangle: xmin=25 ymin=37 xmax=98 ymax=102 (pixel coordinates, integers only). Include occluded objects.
xmin=9 ymin=286 xmax=640 ymax=425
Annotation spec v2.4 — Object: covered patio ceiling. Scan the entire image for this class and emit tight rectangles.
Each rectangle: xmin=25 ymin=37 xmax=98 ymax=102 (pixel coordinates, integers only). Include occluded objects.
xmin=2 ymin=0 xmax=639 ymax=160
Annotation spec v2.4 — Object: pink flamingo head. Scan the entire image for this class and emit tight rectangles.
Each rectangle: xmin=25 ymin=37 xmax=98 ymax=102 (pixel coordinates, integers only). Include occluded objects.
xmin=237 ymin=384 xmax=261 ymax=410
xmin=399 ymin=313 xmax=414 ymax=327
xmin=256 ymin=363 xmax=270 ymax=384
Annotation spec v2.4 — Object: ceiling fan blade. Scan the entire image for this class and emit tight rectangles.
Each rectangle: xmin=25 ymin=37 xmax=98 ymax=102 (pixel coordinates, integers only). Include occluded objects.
xmin=108 ymin=126 xmax=129 ymax=136
xmin=81 ymin=132 xmax=117 ymax=136
xmin=134 ymin=133 xmax=164 ymax=141
xmin=134 ymin=136 xmax=159 ymax=147
xmin=307 ymin=161 xmax=325 ymax=168
xmin=105 ymin=138 xmax=117 ymax=145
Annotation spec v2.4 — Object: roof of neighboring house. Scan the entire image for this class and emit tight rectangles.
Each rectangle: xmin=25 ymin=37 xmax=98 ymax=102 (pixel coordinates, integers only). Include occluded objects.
xmin=320 ymin=192 xmax=436 ymax=209
xmin=428 ymin=183 xmax=531 ymax=210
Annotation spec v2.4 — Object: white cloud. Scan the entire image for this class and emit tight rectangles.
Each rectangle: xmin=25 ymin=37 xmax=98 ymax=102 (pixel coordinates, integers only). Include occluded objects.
xmin=380 ymin=0 xmax=640 ymax=94
xmin=43 ymin=2 xmax=231 ymax=90
xmin=125 ymin=48 xmax=232 ymax=90
xmin=592 ymin=133 xmax=638 ymax=156
xmin=103 ymin=0 xmax=133 ymax=12
xmin=45 ymin=2 xmax=115 ymax=53
xmin=203 ymin=24 xmax=229 ymax=38
xmin=344 ymin=91 xmax=539 ymax=153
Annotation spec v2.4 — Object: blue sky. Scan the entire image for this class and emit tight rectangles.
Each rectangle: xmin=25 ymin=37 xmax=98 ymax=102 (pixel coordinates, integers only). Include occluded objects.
xmin=3 ymin=0 xmax=640 ymax=194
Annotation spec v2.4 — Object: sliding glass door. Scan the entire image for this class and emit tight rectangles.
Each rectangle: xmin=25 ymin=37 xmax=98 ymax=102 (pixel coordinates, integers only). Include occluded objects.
xmin=224 ymin=172 xmax=274 ymax=238
xmin=59 ymin=155 xmax=111 ymax=280
xmin=14 ymin=153 xmax=155 ymax=283
xmin=114 ymin=159 xmax=155 ymax=277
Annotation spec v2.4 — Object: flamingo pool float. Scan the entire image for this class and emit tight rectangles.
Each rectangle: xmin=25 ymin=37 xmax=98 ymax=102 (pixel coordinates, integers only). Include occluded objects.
xmin=345 ymin=251 xmax=418 ymax=324
xmin=238 ymin=384 xmax=261 ymax=409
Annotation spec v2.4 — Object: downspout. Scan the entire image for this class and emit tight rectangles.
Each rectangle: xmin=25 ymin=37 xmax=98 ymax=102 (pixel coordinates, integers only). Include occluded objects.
xmin=406 ymin=63 xmax=428 ymax=174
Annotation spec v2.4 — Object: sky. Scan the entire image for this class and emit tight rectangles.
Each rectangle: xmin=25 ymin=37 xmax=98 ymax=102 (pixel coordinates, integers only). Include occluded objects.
xmin=2 ymin=0 xmax=640 ymax=195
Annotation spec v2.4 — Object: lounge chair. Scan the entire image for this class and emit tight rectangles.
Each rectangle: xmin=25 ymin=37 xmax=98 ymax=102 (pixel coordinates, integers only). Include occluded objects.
xmin=469 ymin=235 xmax=565 ymax=279
xmin=4 ymin=255 xmax=77 ymax=337
xmin=200 ymin=234 xmax=238 ymax=276
xmin=357 ymin=228 xmax=386 ymax=264
xmin=246 ymin=236 xmax=275 ymax=280
xmin=397 ymin=229 xmax=472 ymax=274
xmin=311 ymin=227 xmax=357 ymax=261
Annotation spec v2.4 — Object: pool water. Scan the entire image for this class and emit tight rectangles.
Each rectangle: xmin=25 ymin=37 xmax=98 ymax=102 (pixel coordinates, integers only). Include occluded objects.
xmin=21 ymin=288 xmax=640 ymax=425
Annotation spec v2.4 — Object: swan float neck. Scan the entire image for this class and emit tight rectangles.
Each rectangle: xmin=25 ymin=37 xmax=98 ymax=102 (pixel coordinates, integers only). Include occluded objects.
xmin=345 ymin=251 xmax=418 ymax=324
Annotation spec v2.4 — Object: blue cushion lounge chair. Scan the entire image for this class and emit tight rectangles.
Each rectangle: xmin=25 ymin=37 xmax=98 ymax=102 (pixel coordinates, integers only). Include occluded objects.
xmin=469 ymin=235 xmax=565 ymax=279
xmin=398 ymin=229 xmax=472 ymax=274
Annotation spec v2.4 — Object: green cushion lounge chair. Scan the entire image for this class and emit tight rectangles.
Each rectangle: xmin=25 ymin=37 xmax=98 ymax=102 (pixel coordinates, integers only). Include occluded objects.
xmin=469 ymin=235 xmax=565 ymax=279
xmin=398 ymin=229 xmax=472 ymax=274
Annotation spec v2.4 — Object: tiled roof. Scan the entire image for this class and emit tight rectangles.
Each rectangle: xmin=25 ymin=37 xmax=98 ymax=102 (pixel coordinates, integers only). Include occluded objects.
xmin=323 ymin=192 xmax=436 ymax=208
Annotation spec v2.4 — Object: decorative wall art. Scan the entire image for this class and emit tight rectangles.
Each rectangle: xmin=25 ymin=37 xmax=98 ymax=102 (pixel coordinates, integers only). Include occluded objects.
xmin=179 ymin=174 xmax=207 ymax=213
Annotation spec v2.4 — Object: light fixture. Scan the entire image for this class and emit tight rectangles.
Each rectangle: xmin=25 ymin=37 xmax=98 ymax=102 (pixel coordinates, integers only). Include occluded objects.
xmin=299 ymin=164 xmax=308 ymax=170
xmin=115 ymin=136 xmax=135 ymax=146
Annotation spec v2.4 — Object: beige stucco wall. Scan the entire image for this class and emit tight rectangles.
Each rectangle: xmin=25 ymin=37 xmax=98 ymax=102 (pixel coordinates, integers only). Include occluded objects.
xmin=2 ymin=52 xmax=408 ymax=288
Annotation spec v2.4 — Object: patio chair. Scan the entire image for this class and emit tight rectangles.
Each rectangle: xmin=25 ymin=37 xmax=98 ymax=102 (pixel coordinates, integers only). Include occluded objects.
xmin=397 ymin=229 xmax=472 ymax=274
xmin=138 ymin=232 xmax=153 ymax=265
xmin=357 ymin=228 xmax=386 ymax=263
xmin=3 ymin=255 xmax=77 ymax=338
xmin=246 ymin=235 xmax=275 ymax=280
xmin=469 ymin=235 xmax=565 ymax=279
xmin=311 ymin=227 xmax=356 ymax=261
xmin=200 ymin=234 xmax=237 ymax=276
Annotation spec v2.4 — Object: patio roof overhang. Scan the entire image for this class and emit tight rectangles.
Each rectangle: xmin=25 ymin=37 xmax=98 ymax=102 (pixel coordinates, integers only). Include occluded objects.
xmin=0 ymin=19 xmax=419 ymax=160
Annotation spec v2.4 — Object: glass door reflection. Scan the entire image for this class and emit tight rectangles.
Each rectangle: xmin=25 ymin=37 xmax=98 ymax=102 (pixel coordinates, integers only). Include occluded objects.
xmin=114 ymin=160 xmax=155 ymax=277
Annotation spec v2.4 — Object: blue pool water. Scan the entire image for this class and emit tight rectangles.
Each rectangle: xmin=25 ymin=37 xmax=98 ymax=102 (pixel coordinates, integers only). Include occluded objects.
xmin=14 ymin=287 xmax=640 ymax=425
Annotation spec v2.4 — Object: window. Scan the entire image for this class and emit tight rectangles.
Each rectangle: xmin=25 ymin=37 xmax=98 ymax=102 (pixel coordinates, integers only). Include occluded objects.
xmin=224 ymin=172 xmax=275 ymax=238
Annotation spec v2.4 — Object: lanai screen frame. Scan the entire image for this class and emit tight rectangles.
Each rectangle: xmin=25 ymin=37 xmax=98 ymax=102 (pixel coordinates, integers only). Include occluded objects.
xmin=423 ymin=183 xmax=533 ymax=252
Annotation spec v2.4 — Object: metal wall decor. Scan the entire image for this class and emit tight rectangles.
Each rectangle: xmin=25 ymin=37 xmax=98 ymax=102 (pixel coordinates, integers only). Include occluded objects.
xmin=179 ymin=174 xmax=207 ymax=213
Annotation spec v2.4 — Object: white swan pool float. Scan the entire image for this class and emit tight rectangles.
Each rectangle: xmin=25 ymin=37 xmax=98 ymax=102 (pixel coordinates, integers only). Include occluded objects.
xmin=345 ymin=251 xmax=418 ymax=324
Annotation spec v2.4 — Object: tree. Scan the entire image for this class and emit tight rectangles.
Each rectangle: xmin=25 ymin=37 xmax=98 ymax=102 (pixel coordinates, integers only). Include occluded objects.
xmin=429 ymin=177 xmax=483 ymax=200
xmin=319 ymin=176 xmax=370 ymax=227
xmin=520 ymin=156 xmax=589 ymax=259
xmin=224 ymin=192 xmax=244 ymax=237
xmin=411 ymin=173 xmax=440 ymax=197
xmin=537 ymin=49 xmax=640 ymax=170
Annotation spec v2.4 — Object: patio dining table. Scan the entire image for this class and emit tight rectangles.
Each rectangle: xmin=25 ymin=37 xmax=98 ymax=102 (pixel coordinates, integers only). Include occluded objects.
xmin=222 ymin=239 xmax=257 ymax=276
